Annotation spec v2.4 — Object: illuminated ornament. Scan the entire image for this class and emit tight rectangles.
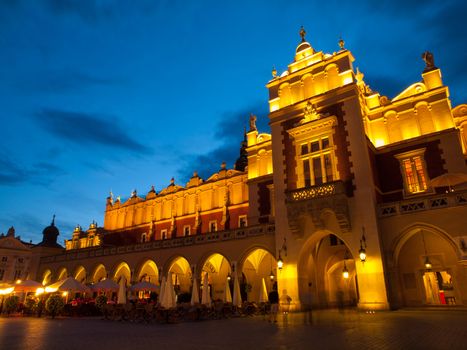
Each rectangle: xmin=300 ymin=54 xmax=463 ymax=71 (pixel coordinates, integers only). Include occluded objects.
xmin=277 ymin=254 xmax=284 ymax=270
xmin=227 ymin=274 xmax=231 ymax=282
xmin=272 ymin=66 xmax=277 ymax=78
xmin=359 ymin=247 xmax=367 ymax=263
xmin=269 ymin=271 xmax=275 ymax=281
xmin=339 ymin=37 xmax=345 ymax=50
xmin=342 ymin=262 xmax=349 ymax=279
xmin=424 ymin=256 xmax=432 ymax=270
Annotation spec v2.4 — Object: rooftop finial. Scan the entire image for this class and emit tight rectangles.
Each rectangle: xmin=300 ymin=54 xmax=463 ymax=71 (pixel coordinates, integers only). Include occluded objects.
xmin=51 ymin=214 xmax=56 ymax=226
xmin=299 ymin=26 xmax=306 ymax=42
xmin=339 ymin=36 xmax=345 ymax=50
xmin=272 ymin=65 xmax=277 ymax=78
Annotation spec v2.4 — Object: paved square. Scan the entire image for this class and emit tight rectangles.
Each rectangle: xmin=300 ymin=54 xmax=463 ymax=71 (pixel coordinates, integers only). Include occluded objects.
xmin=0 ymin=309 xmax=466 ymax=349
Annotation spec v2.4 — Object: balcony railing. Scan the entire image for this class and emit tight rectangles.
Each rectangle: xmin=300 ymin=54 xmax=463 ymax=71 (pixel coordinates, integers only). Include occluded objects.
xmin=378 ymin=189 xmax=467 ymax=217
xmin=287 ymin=180 xmax=347 ymax=202
xmin=40 ymin=224 xmax=275 ymax=264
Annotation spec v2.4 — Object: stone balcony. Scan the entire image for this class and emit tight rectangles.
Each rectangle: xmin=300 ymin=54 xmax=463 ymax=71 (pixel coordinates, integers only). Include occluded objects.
xmin=40 ymin=224 xmax=275 ymax=264
xmin=285 ymin=180 xmax=352 ymax=237
xmin=378 ymin=189 xmax=467 ymax=217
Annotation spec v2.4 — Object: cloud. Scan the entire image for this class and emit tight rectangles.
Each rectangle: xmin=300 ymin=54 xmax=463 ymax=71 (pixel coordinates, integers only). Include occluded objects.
xmin=177 ymin=102 xmax=269 ymax=181
xmin=0 ymin=151 xmax=65 ymax=186
xmin=13 ymin=70 xmax=127 ymax=95
xmin=33 ymin=108 xmax=152 ymax=155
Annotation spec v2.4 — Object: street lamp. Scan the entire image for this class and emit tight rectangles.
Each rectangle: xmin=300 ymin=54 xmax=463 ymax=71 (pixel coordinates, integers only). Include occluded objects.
xmin=269 ymin=270 xmax=275 ymax=281
xmin=359 ymin=227 xmax=367 ymax=262
xmin=342 ymin=261 xmax=349 ymax=279
xmin=277 ymin=254 xmax=284 ymax=270
xmin=424 ymin=256 xmax=432 ymax=270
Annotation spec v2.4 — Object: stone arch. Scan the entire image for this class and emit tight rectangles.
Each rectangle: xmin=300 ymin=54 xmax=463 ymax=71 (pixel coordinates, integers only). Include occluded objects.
xmin=73 ymin=265 xmax=87 ymax=283
xmin=392 ymin=223 xmax=459 ymax=267
xmin=297 ymin=228 xmax=357 ymax=309
xmin=198 ymin=252 xmax=232 ymax=302
xmin=239 ymin=247 xmax=276 ymax=302
xmin=325 ymin=63 xmax=340 ymax=90
xmin=391 ymin=223 xmax=462 ymax=306
xmin=56 ymin=267 xmax=68 ymax=281
xmin=135 ymin=258 xmax=159 ymax=284
xmin=279 ymin=82 xmax=292 ymax=108
xmin=91 ymin=264 xmax=107 ymax=283
xmin=112 ymin=261 xmax=131 ymax=285
xmin=42 ymin=269 xmax=53 ymax=286
xmin=166 ymin=256 xmax=192 ymax=294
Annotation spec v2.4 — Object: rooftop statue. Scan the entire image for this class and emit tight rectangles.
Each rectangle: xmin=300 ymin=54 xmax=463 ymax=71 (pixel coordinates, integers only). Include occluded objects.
xmin=249 ymin=114 xmax=257 ymax=131
xmin=422 ymin=51 xmax=437 ymax=72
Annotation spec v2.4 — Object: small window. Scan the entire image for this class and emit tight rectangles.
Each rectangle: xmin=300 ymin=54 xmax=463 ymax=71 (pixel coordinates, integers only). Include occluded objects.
xmin=238 ymin=215 xmax=248 ymax=228
xmin=161 ymin=229 xmax=167 ymax=240
xmin=0 ymin=269 xmax=4 ymax=281
xmin=141 ymin=233 xmax=147 ymax=243
xmin=301 ymin=144 xmax=308 ymax=155
xmin=311 ymin=141 xmax=320 ymax=152
xmin=209 ymin=221 xmax=217 ymax=233
xmin=18 ymin=258 xmax=24 ymax=263
xmin=395 ymin=149 xmax=429 ymax=195
xmin=183 ymin=225 xmax=191 ymax=237
xmin=14 ymin=270 xmax=21 ymax=280
xmin=322 ymin=138 xmax=330 ymax=149
xmin=1 ymin=257 xmax=7 ymax=262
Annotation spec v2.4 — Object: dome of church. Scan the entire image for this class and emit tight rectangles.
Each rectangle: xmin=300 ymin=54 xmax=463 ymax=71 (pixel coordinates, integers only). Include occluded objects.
xmin=296 ymin=41 xmax=311 ymax=53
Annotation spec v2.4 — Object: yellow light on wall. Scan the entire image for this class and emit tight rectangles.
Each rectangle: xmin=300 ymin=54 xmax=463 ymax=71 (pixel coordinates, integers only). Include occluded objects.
xmin=35 ymin=288 xmax=45 ymax=296
xmin=0 ymin=287 xmax=14 ymax=295
xmin=16 ymin=279 xmax=22 ymax=284
xmin=62 ymin=291 xmax=68 ymax=297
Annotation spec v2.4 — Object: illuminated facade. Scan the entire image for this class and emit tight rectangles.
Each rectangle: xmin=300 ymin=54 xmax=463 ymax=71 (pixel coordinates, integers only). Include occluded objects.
xmin=32 ymin=29 xmax=467 ymax=310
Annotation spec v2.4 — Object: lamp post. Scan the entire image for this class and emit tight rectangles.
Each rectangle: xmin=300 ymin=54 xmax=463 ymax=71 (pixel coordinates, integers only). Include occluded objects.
xmin=359 ymin=227 xmax=367 ymax=263
xmin=342 ymin=249 xmax=350 ymax=279
xmin=421 ymin=232 xmax=432 ymax=271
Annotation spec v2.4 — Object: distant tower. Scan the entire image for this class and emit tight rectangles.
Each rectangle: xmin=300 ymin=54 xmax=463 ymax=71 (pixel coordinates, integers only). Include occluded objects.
xmin=37 ymin=215 xmax=62 ymax=248
xmin=234 ymin=131 xmax=248 ymax=171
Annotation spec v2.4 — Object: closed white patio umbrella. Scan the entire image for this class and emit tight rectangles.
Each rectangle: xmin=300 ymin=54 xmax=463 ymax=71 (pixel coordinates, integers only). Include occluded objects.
xmin=232 ymin=274 xmax=242 ymax=307
xmin=224 ymin=278 xmax=232 ymax=303
xmin=190 ymin=277 xmax=200 ymax=306
xmin=201 ymin=273 xmax=211 ymax=307
xmin=117 ymin=276 xmax=127 ymax=304
xmin=258 ymin=278 xmax=268 ymax=303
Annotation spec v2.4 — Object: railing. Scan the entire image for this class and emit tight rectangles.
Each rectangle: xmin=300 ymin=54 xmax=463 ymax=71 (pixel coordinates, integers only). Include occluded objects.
xmin=40 ymin=224 xmax=275 ymax=264
xmin=378 ymin=189 xmax=467 ymax=217
xmin=287 ymin=180 xmax=347 ymax=202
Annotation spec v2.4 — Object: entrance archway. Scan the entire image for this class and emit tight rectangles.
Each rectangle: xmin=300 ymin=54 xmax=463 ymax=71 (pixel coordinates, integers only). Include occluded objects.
xmin=74 ymin=266 xmax=87 ymax=283
xmin=168 ymin=257 xmax=191 ymax=294
xmin=137 ymin=259 xmax=159 ymax=284
xmin=395 ymin=226 xmax=460 ymax=306
xmin=298 ymin=231 xmax=358 ymax=309
xmin=91 ymin=264 xmax=107 ymax=283
xmin=113 ymin=261 xmax=131 ymax=285
xmin=200 ymin=253 xmax=231 ymax=301
xmin=241 ymin=248 xmax=276 ymax=302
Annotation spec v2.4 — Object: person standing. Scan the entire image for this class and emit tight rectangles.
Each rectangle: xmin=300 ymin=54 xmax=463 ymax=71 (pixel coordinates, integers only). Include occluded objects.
xmin=268 ymin=282 xmax=279 ymax=323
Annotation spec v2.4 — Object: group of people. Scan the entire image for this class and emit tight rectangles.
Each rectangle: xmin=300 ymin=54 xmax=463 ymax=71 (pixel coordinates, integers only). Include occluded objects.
xmin=267 ymin=282 xmax=292 ymax=323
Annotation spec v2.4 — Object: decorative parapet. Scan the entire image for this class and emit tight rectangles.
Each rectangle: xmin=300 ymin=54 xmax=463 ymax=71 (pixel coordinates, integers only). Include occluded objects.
xmin=378 ymin=189 xmax=467 ymax=217
xmin=39 ymin=224 xmax=275 ymax=264
xmin=286 ymin=181 xmax=351 ymax=236
xmin=287 ymin=180 xmax=346 ymax=201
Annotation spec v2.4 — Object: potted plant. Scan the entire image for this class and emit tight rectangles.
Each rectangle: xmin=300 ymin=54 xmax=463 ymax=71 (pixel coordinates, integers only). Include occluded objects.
xmin=4 ymin=295 xmax=19 ymax=316
xmin=45 ymin=295 xmax=65 ymax=319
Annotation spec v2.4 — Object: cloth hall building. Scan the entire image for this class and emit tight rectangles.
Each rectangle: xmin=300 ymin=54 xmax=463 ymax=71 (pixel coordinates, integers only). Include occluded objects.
xmin=19 ymin=30 xmax=467 ymax=311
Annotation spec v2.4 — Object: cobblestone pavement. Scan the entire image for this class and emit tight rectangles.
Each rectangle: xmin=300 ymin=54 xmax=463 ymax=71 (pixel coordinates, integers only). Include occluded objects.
xmin=0 ymin=309 xmax=466 ymax=350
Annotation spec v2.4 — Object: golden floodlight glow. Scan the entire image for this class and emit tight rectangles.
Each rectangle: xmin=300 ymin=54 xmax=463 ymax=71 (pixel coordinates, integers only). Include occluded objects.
xmin=277 ymin=256 xmax=284 ymax=270
xmin=45 ymin=286 xmax=58 ymax=293
xmin=374 ymin=139 xmax=386 ymax=147
xmin=35 ymin=287 xmax=45 ymax=296
xmin=343 ymin=262 xmax=349 ymax=279
xmin=0 ymin=287 xmax=14 ymax=295
xmin=62 ymin=291 xmax=68 ymax=297
xmin=16 ymin=279 xmax=22 ymax=284
xmin=424 ymin=257 xmax=432 ymax=270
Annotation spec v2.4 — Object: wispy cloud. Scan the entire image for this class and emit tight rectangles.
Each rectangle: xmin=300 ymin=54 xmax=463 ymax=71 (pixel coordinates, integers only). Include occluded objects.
xmin=0 ymin=150 xmax=65 ymax=186
xmin=33 ymin=108 xmax=152 ymax=155
xmin=177 ymin=102 xmax=269 ymax=181
xmin=13 ymin=70 xmax=127 ymax=95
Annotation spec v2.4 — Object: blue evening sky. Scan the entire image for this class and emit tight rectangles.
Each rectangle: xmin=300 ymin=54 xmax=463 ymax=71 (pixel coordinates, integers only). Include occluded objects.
xmin=1 ymin=0 xmax=466 ymax=243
